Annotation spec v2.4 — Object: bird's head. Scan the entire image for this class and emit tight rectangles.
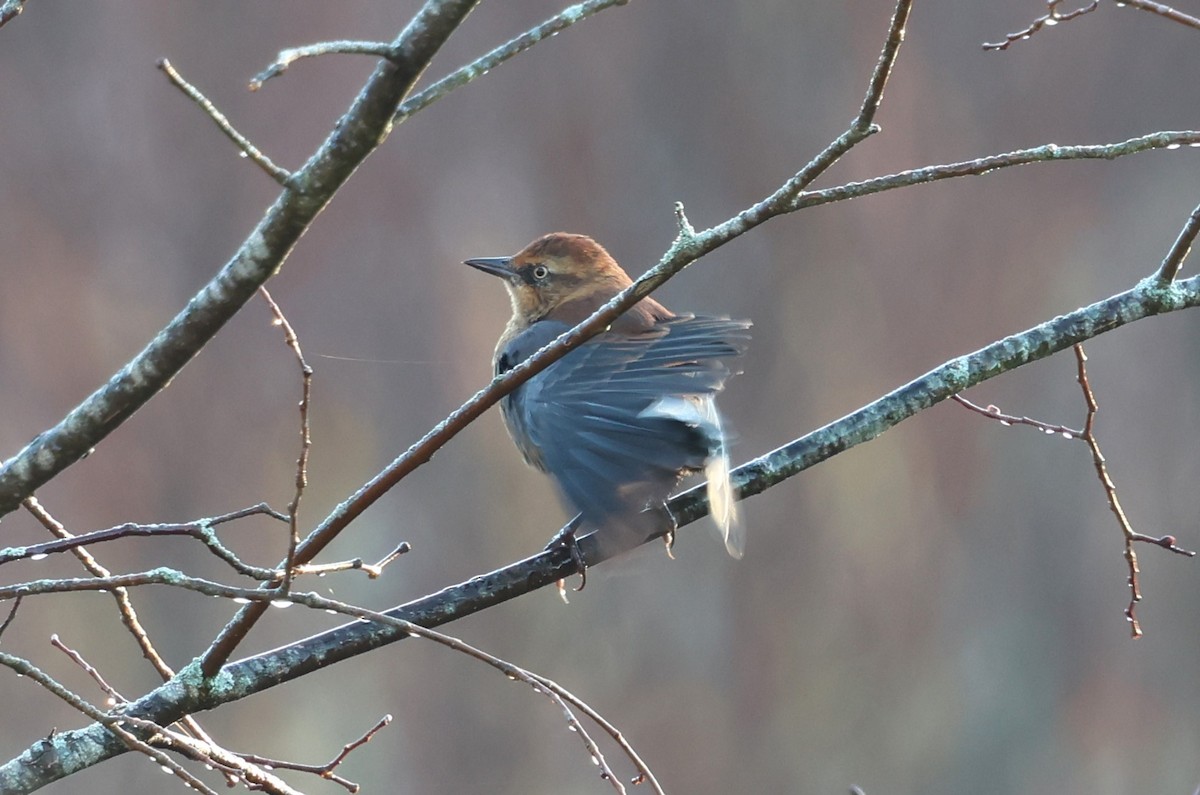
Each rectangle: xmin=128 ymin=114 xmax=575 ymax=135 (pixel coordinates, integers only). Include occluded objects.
xmin=465 ymin=233 xmax=634 ymax=327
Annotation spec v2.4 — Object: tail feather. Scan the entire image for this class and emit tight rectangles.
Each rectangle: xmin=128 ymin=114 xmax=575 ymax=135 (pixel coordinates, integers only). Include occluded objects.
xmin=705 ymin=449 xmax=743 ymax=559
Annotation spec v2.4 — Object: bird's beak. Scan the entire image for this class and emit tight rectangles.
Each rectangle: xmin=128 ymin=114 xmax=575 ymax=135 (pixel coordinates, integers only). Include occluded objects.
xmin=464 ymin=256 xmax=516 ymax=279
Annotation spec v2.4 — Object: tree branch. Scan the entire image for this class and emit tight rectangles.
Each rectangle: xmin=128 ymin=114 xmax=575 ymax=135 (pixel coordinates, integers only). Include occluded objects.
xmin=0 ymin=0 xmax=482 ymax=519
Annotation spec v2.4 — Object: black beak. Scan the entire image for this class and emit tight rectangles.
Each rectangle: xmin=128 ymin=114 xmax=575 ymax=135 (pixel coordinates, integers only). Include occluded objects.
xmin=464 ymin=256 xmax=516 ymax=279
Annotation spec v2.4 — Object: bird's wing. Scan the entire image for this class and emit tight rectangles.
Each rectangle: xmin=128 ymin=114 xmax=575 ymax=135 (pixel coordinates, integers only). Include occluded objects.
xmin=499 ymin=316 xmax=750 ymax=543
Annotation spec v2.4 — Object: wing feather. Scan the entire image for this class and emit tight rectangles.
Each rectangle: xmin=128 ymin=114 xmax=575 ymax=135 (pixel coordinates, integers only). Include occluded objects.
xmin=498 ymin=315 xmax=750 ymax=547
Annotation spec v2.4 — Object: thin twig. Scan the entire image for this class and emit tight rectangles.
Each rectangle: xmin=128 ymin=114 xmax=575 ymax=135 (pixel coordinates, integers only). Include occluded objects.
xmin=291 ymin=541 xmax=412 ymax=579
xmin=365 ymin=541 xmax=412 ymax=577
xmin=0 ymin=596 xmax=19 ymax=639
xmin=306 ymin=600 xmax=663 ymax=794
xmin=955 ymin=342 xmax=1195 ymax=636
xmin=757 ymin=0 xmax=913 ymax=213
xmin=20 ymin=498 xmax=233 ymax=778
xmin=792 ymin=132 xmax=1200 ymax=213
xmin=394 ymin=0 xmax=632 ymax=125
xmin=0 ymin=653 xmax=221 ymax=795
xmin=1156 ymin=201 xmax=1200 ymax=282
xmin=237 ymin=715 xmax=392 ymax=793
xmin=5 ymin=504 xmax=285 ymax=581
xmin=952 ymin=394 xmax=1082 ymax=438
xmin=158 ymin=58 xmax=291 ymax=185
xmin=1072 ymin=344 xmax=1146 ymax=635
xmin=259 ymin=288 xmax=313 ymax=593
xmin=20 ymin=497 xmax=178 ymax=677
xmin=113 ymin=717 xmax=304 ymax=795
xmin=0 ymin=569 xmax=291 ymax=602
xmin=250 ymin=41 xmax=395 ymax=90
xmin=524 ymin=670 xmax=663 ymax=794
xmin=983 ymin=0 xmax=1100 ymax=50
xmin=61 ymin=650 xmax=239 ymax=784
xmin=50 ymin=635 xmax=126 ymax=706
xmin=1072 ymin=345 xmax=1195 ymax=638
xmin=1120 ymin=0 xmax=1200 ymax=29
xmin=857 ymin=0 xmax=913 ymax=126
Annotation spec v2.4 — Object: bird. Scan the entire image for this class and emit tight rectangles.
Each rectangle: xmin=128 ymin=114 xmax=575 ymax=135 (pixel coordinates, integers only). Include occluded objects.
xmin=465 ymin=232 xmax=750 ymax=570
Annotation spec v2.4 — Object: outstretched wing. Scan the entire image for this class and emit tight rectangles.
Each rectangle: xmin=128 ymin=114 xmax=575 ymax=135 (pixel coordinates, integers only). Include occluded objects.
xmin=498 ymin=315 xmax=750 ymax=552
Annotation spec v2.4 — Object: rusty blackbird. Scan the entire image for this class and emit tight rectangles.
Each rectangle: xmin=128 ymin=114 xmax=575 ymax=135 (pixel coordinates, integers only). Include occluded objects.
xmin=466 ymin=232 xmax=750 ymax=563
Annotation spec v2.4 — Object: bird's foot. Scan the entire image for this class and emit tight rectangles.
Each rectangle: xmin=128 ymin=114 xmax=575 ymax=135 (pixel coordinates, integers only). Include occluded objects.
xmin=660 ymin=503 xmax=680 ymax=560
xmin=547 ymin=514 xmax=587 ymax=592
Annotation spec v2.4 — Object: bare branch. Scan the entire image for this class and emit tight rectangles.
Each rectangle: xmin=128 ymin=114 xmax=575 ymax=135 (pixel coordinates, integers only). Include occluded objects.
xmin=21 ymin=497 xmax=180 ymax=680
xmin=1070 ymin=345 xmax=1195 ymax=638
xmin=258 ymin=288 xmax=313 ymax=592
xmin=0 ymin=596 xmax=19 ymax=639
xmin=114 ymin=718 xmax=304 ymax=795
xmin=984 ymin=0 xmax=1200 ymax=50
xmin=3 ymin=572 xmax=665 ymax=791
xmin=983 ymin=0 xmax=1100 ymax=50
xmin=793 ymin=133 xmax=1200 ymax=211
xmin=251 ymin=41 xmax=396 ymax=90
xmin=306 ymin=601 xmax=662 ymax=794
xmin=0 ymin=0 xmax=481 ymax=521
xmin=857 ymin=0 xmax=914 ymax=125
xmin=1157 ymin=201 xmax=1200 ymax=281
xmin=3 ymin=505 xmax=284 ymax=581
xmin=952 ymin=394 xmax=1082 ymax=438
xmin=22 ymin=497 xmax=242 ymax=781
xmin=363 ymin=541 xmax=412 ymax=578
xmin=158 ymin=58 xmax=291 ymax=185
xmin=959 ymin=339 xmax=1198 ymax=636
xmin=1121 ymin=0 xmax=1200 ymax=30
xmin=236 ymin=715 xmax=392 ymax=793
xmin=0 ymin=569 xmax=287 ymax=601
xmin=719 ymin=277 xmax=1200 ymax=526
xmin=0 ymin=653 xmax=221 ymax=795
xmin=394 ymin=0 xmax=633 ymax=125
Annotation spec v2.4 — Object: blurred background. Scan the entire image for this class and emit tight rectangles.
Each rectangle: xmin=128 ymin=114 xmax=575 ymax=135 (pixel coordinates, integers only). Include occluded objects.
xmin=1 ymin=1 xmax=1199 ymax=793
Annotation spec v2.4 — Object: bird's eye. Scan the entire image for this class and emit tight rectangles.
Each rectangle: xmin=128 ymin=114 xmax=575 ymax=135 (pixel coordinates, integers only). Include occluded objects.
xmin=531 ymin=264 xmax=550 ymax=281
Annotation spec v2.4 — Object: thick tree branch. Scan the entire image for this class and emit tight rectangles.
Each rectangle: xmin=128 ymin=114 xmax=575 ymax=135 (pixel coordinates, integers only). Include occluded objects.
xmin=0 ymin=0 xmax=482 ymax=520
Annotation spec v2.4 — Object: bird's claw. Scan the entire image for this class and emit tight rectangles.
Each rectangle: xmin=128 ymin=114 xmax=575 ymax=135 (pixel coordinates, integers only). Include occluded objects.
xmin=660 ymin=503 xmax=679 ymax=560
xmin=547 ymin=515 xmax=587 ymax=592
